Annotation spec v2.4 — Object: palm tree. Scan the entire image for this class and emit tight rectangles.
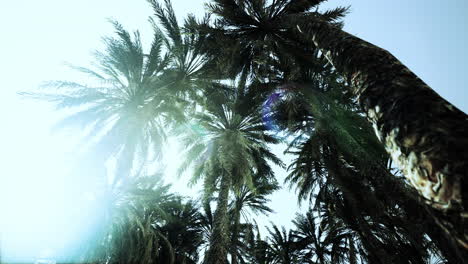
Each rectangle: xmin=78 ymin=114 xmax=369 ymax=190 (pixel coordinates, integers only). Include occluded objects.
xmin=157 ymin=199 xmax=205 ymax=264
xmin=148 ymin=0 xmax=219 ymax=102
xmin=24 ymin=0 xmax=216 ymax=188
xmin=74 ymin=173 xmax=208 ymax=264
xmin=229 ymin=176 xmax=279 ymax=264
xmin=201 ymin=0 xmax=468 ymax=246
xmin=266 ymin=224 xmax=301 ymax=264
xmin=246 ymin=225 xmax=273 ymax=264
xmin=292 ymin=210 xmax=351 ymax=264
xmin=247 ymin=227 xmax=272 ymax=263
xmin=79 ymin=174 xmax=176 ymax=264
xmin=22 ymin=21 xmax=179 ymax=187
xmin=247 ymin=235 xmax=272 ymax=264
xmin=178 ymin=81 xmax=283 ymax=263
xmin=265 ymin=44 xmax=468 ymax=262
xmin=277 ymin=88 xmax=441 ymax=263
xmin=276 ymin=71 xmax=468 ymax=261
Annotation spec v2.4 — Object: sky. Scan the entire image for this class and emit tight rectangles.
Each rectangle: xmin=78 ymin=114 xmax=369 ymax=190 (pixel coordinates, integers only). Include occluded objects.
xmin=0 ymin=0 xmax=467 ymax=262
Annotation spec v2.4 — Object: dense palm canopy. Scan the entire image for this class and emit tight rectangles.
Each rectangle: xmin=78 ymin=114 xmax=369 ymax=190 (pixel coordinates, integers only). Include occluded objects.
xmin=21 ymin=0 xmax=468 ymax=263
xmin=293 ymin=210 xmax=351 ymax=264
xmin=266 ymin=224 xmax=301 ymax=264
xmin=178 ymin=80 xmax=283 ymax=263
xmin=200 ymin=0 xmax=468 ymax=250
xmin=198 ymin=0 xmax=347 ymax=81
xmin=149 ymin=0 xmax=218 ymax=100
xmin=78 ymin=174 xmax=178 ymax=264
xmin=270 ymin=78 xmax=436 ymax=263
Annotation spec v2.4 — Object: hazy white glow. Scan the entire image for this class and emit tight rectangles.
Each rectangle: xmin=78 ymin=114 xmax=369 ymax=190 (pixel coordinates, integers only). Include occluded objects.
xmin=161 ymin=136 xmax=202 ymax=197
xmin=0 ymin=101 xmax=104 ymax=262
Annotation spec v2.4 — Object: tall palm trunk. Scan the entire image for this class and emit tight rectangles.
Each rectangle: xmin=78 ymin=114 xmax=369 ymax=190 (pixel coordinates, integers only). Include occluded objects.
xmin=299 ymin=19 xmax=468 ymax=248
xmin=317 ymin=246 xmax=327 ymax=264
xmin=205 ymin=173 xmax=232 ymax=264
xmin=230 ymin=200 xmax=242 ymax=264
xmin=378 ymin=167 xmax=468 ymax=261
xmin=348 ymin=236 xmax=357 ymax=264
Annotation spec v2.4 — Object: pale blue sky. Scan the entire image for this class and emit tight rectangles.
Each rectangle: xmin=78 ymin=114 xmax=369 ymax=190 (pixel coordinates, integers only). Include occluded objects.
xmin=327 ymin=0 xmax=468 ymax=112
xmin=0 ymin=0 xmax=466 ymax=262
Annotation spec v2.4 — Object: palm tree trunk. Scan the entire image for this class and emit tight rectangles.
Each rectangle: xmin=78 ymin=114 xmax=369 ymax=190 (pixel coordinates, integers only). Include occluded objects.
xmin=317 ymin=247 xmax=326 ymax=264
xmin=378 ymin=168 xmax=468 ymax=261
xmin=230 ymin=201 xmax=242 ymax=264
xmin=299 ymin=19 xmax=468 ymax=248
xmin=348 ymin=236 xmax=357 ymax=264
xmin=205 ymin=173 xmax=232 ymax=264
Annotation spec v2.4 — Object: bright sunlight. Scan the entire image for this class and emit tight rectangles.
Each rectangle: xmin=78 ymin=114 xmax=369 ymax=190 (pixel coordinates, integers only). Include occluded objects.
xmin=0 ymin=104 xmax=104 ymax=262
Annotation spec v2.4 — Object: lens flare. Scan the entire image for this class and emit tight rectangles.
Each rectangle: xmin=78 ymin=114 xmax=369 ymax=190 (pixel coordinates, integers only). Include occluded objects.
xmin=262 ymin=90 xmax=284 ymax=134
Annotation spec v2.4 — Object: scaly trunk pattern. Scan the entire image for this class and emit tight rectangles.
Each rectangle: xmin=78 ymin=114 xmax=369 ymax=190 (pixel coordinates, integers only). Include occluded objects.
xmin=300 ymin=19 xmax=468 ymax=248
xmin=348 ymin=236 xmax=357 ymax=264
xmin=205 ymin=173 xmax=231 ymax=264
xmin=230 ymin=200 xmax=242 ymax=264
xmin=379 ymin=167 xmax=468 ymax=261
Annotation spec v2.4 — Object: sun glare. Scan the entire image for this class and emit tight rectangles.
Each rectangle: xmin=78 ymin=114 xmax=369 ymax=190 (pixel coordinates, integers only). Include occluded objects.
xmin=161 ymin=136 xmax=201 ymax=197
xmin=0 ymin=113 xmax=203 ymax=263
xmin=0 ymin=109 xmax=104 ymax=263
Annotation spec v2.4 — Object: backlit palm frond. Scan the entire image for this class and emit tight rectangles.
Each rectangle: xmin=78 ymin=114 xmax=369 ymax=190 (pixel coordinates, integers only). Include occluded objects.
xmin=22 ymin=20 xmax=177 ymax=187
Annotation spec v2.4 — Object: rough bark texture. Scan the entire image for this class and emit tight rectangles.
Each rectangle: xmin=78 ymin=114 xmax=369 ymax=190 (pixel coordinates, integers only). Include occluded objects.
xmin=380 ymin=169 xmax=468 ymax=262
xmin=348 ymin=237 xmax=357 ymax=264
xmin=230 ymin=201 xmax=241 ymax=264
xmin=204 ymin=174 xmax=231 ymax=264
xmin=301 ymin=19 xmax=468 ymax=249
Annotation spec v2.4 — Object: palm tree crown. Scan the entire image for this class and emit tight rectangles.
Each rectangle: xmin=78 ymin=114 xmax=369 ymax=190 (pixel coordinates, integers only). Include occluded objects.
xmin=24 ymin=21 xmax=180 ymax=186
